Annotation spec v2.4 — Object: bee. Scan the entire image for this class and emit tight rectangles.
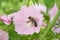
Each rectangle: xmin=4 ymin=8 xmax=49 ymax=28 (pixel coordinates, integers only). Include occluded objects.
xmin=27 ymin=16 xmax=37 ymax=27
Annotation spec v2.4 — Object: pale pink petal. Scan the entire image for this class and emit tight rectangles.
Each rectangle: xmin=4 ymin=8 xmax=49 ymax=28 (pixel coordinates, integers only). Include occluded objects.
xmin=52 ymin=27 xmax=60 ymax=33
xmin=15 ymin=26 xmax=34 ymax=35
xmin=41 ymin=22 xmax=47 ymax=27
xmin=0 ymin=15 xmax=11 ymax=25
xmin=0 ymin=30 xmax=9 ymax=40
xmin=33 ymin=4 xmax=46 ymax=13
xmin=49 ymin=4 xmax=58 ymax=21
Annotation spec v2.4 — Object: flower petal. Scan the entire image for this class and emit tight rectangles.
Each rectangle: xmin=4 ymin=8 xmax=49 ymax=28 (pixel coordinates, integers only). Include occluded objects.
xmin=0 ymin=30 xmax=9 ymax=40
xmin=0 ymin=15 xmax=11 ymax=25
xmin=49 ymin=4 xmax=58 ymax=21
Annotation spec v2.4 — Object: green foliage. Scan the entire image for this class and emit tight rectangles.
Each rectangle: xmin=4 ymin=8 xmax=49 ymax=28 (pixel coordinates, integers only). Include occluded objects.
xmin=55 ymin=0 xmax=60 ymax=9
xmin=45 ymin=0 xmax=55 ymax=9
xmin=35 ymin=0 xmax=39 ymax=4
xmin=32 ymin=0 xmax=45 ymax=5
xmin=43 ymin=12 xmax=50 ymax=24
xmin=39 ymin=0 xmax=45 ymax=5
xmin=0 ymin=0 xmax=23 ymax=15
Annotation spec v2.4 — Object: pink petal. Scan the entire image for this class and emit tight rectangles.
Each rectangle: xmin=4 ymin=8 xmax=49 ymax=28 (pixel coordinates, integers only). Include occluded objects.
xmin=41 ymin=22 xmax=47 ymax=27
xmin=33 ymin=4 xmax=46 ymax=13
xmin=0 ymin=30 xmax=9 ymax=40
xmin=52 ymin=27 xmax=60 ymax=33
xmin=0 ymin=15 xmax=11 ymax=25
xmin=49 ymin=4 xmax=58 ymax=21
xmin=15 ymin=26 xmax=34 ymax=35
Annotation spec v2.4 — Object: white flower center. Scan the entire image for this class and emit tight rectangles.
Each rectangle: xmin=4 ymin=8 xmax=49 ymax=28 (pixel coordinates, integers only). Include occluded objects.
xmin=27 ymin=22 xmax=32 ymax=27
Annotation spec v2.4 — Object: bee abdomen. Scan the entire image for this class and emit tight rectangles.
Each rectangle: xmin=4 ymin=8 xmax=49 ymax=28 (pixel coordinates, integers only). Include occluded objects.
xmin=33 ymin=21 xmax=37 ymax=27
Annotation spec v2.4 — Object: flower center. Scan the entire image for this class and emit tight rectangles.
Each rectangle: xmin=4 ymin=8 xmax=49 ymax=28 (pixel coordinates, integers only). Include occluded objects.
xmin=27 ymin=16 xmax=37 ymax=27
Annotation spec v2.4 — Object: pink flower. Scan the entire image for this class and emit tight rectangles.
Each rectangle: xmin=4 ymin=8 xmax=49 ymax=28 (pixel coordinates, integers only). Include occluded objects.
xmin=0 ymin=30 xmax=9 ymax=40
xmin=0 ymin=15 xmax=11 ymax=25
xmin=49 ymin=4 xmax=58 ymax=21
xmin=33 ymin=4 xmax=58 ymax=21
xmin=48 ymin=4 xmax=60 ymax=33
xmin=8 ymin=5 xmax=43 ymax=35
xmin=32 ymin=4 xmax=46 ymax=13
xmin=52 ymin=27 xmax=60 ymax=33
xmin=52 ymin=17 xmax=60 ymax=33
xmin=32 ymin=4 xmax=47 ymax=27
xmin=33 ymin=3 xmax=60 ymax=33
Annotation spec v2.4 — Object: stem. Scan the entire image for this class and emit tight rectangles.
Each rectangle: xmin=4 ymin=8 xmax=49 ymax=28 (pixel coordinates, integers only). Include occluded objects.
xmin=46 ymin=7 xmax=49 ymax=14
xmin=37 ymin=10 xmax=60 ymax=40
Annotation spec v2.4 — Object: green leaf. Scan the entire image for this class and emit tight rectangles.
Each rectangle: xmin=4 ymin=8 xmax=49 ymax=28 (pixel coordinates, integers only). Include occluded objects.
xmin=39 ymin=0 xmax=45 ymax=5
xmin=32 ymin=0 xmax=36 ymax=4
xmin=32 ymin=0 xmax=44 ymax=5
xmin=45 ymin=0 xmax=55 ymax=9
xmin=0 ymin=9 xmax=5 ymax=15
xmin=0 ymin=0 xmax=23 ymax=15
xmin=55 ymin=0 xmax=60 ymax=9
xmin=27 ymin=0 xmax=30 ymax=6
xmin=20 ymin=0 xmax=22 ymax=2
xmin=35 ymin=0 xmax=39 ymax=4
